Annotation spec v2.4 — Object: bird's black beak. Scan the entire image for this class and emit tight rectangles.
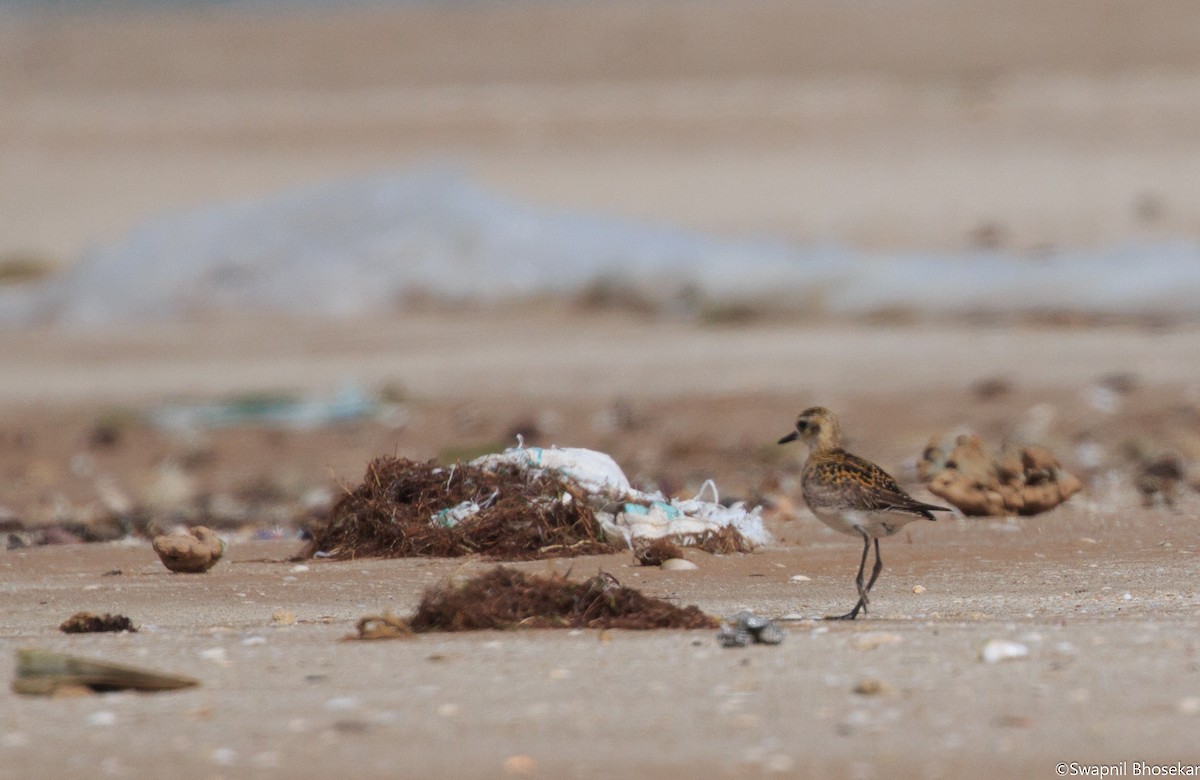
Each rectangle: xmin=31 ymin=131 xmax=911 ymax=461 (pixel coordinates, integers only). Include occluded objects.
xmin=778 ymin=431 xmax=798 ymax=445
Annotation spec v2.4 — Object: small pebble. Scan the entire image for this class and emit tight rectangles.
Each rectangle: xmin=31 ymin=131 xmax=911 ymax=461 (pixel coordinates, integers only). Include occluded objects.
xmin=660 ymin=558 xmax=699 ymax=571
xmin=912 ymin=585 xmax=927 ymax=594
xmin=289 ymin=564 xmax=310 ymax=573
xmin=756 ymin=622 xmax=786 ymax=645
xmin=789 ymin=575 xmax=811 ymax=583
xmin=981 ymin=639 xmax=1029 ymax=663
xmin=717 ymin=626 xmax=754 ymax=648
xmin=271 ymin=610 xmax=297 ymax=626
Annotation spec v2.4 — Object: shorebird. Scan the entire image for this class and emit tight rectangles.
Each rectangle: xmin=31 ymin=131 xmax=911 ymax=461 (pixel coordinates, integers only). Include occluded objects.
xmin=778 ymin=407 xmax=950 ymax=620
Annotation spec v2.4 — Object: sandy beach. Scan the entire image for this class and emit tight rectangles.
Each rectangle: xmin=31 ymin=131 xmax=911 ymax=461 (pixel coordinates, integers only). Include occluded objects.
xmin=4 ymin=1 xmax=1200 ymax=778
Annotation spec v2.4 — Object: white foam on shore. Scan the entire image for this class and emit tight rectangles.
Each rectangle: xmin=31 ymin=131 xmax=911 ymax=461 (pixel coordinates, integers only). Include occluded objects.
xmin=4 ymin=169 xmax=1200 ymax=326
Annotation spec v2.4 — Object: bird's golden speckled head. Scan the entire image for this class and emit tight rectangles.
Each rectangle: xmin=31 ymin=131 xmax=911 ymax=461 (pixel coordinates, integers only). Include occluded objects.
xmin=778 ymin=406 xmax=843 ymax=452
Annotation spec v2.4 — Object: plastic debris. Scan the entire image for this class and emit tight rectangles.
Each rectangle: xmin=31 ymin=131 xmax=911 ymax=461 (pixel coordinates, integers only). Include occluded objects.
xmin=306 ymin=444 xmax=769 ymax=561
xmin=476 ymin=445 xmax=772 ymax=550
xmin=12 ymin=649 xmax=199 ymax=696
xmin=149 ymin=384 xmax=377 ymax=431
xmin=472 ymin=446 xmax=632 ymax=496
xmin=717 ymin=610 xmax=786 ymax=648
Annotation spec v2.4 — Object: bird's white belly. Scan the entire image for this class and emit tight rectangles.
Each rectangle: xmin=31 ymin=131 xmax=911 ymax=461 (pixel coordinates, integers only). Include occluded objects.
xmin=811 ymin=508 xmax=922 ymax=538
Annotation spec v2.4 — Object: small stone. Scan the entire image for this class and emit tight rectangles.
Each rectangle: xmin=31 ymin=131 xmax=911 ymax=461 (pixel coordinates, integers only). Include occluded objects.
xmin=743 ymin=614 xmax=771 ymax=632
xmin=660 ymin=558 xmax=699 ymax=571
xmin=912 ymin=585 xmax=927 ymax=594
xmin=981 ymin=639 xmax=1029 ymax=663
xmin=717 ymin=625 xmax=754 ymax=648
xmin=289 ymin=564 xmax=309 ymax=573
xmin=756 ymin=622 xmax=786 ymax=645
xmin=789 ymin=575 xmax=811 ymax=583
xmin=323 ymin=697 xmax=360 ymax=712
xmin=152 ymin=525 xmax=226 ymax=574
xmin=271 ymin=610 xmax=297 ymax=626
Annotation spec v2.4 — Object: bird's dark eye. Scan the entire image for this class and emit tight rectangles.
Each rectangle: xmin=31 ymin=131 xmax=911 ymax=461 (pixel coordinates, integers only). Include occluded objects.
xmin=796 ymin=420 xmax=808 ymax=431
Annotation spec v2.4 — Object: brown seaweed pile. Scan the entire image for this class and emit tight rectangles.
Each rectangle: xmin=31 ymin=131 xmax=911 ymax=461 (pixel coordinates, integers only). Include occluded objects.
xmin=302 ymin=457 xmax=617 ymax=561
xmin=400 ymin=566 xmax=718 ymax=631
xmin=59 ymin=612 xmax=137 ymax=634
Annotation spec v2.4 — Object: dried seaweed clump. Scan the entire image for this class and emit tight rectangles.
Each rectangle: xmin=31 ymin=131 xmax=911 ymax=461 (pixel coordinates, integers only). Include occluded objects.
xmin=919 ymin=434 xmax=1083 ymax=516
xmin=60 ymin=612 xmax=137 ymax=634
xmin=688 ymin=525 xmax=754 ymax=554
xmin=406 ymin=566 xmax=718 ymax=631
xmin=302 ymin=457 xmax=617 ymax=561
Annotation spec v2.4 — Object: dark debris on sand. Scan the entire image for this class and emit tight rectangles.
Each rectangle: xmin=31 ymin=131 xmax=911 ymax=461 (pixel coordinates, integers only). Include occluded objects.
xmin=59 ymin=612 xmax=137 ymax=634
xmin=301 ymin=457 xmax=618 ymax=561
xmin=401 ymin=566 xmax=718 ymax=631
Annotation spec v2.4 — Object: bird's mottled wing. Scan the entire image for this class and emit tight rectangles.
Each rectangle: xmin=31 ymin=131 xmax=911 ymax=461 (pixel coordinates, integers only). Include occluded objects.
xmin=803 ymin=450 xmax=947 ymax=518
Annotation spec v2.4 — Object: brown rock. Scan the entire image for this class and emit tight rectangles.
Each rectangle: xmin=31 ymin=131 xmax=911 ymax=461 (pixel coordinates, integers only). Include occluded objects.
xmin=922 ymin=433 xmax=1082 ymax=517
xmin=152 ymin=526 xmax=226 ymax=573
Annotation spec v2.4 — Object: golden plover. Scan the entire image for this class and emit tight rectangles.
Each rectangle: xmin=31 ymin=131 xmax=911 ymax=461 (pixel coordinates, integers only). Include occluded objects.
xmin=778 ymin=407 xmax=950 ymax=620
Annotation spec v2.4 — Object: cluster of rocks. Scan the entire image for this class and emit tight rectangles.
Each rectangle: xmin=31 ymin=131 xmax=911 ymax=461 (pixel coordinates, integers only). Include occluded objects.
xmin=919 ymin=434 xmax=1083 ymax=516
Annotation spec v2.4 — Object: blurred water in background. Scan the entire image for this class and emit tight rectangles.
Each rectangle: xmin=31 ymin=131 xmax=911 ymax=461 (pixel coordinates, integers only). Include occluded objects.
xmin=3 ymin=167 xmax=1198 ymax=327
xmin=4 ymin=0 xmax=1200 ymax=329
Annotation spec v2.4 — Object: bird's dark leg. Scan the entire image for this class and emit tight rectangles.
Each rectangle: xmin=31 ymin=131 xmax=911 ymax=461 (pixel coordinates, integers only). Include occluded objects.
xmin=864 ymin=538 xmax=883 ymax=596
xmin=827 ymin=532 xmax=871 ymax=620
